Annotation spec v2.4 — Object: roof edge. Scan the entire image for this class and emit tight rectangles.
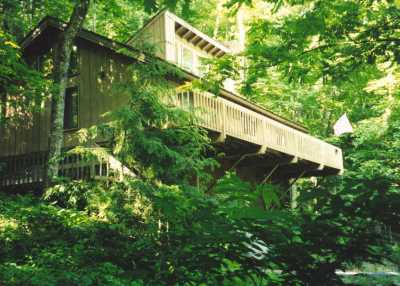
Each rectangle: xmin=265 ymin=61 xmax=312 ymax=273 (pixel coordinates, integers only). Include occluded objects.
xmin=164 ymin=10 xmax=230 ymax=54
xmin=126 ymin=8 xmax=168 ymax=45
xmin=21 ymin=16 xmax=309 ymax=134
xmin=126 ymin=9 xmax=230 ymax=54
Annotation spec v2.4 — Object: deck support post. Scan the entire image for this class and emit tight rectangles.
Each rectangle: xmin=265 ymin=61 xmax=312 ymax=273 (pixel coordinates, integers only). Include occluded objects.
xmin=215 ymin=132 xmax=226 ymax=143
xmin=261 ymin=163 xmax=280 ymax=184
xmin=216 ymin=100 xmax=227 ymax=143
xmin=257 ymin=145 xmax=267 ymax=154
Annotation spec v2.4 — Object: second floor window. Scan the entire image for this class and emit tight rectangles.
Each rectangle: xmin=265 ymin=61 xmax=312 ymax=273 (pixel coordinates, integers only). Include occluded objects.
xmin=0 ymin=94 xmax=6 ymax=123
xmin=69 ymin=45 xmax=79 ymax=76
xmin=182 ymin=47 xmax=194 ymax=71
xmin=32 ymin=45 xmax=78 ymax=77
xmin=64 ymin=87 xmax=79 ymax=130
xmin=33 ymin=51 xmax=53 ymax=77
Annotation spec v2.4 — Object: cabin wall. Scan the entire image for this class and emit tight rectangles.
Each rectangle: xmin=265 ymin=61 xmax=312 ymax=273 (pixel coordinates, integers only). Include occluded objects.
xmin=76 ymin=40 xmax=130 ymax=129
xmin=0 ymin=40 xmax=132 ymax=157
xmin=133 ymin=12 xmax=167 ymax=60
xmin=129 ymin=11 xmax=236 ymax=92
xmin=64 ymin=40 xmax=131 ymax=147
xmin=0 ymin=45 xmax=53 ymax=157
xmin=164 ymin=12 xmax=176 ymax=63
xmin=0 ymin=102 xmax=50 ymax=157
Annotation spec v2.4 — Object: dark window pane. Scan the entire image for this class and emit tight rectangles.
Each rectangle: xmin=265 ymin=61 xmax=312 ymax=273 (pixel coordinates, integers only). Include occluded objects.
xmin=68 ymin=45 xmax=79 ymax=76
xmin=64 ymin=87 xmax=79 ymax=129
xmin=33 ymin=51 xmax=53 ymax=76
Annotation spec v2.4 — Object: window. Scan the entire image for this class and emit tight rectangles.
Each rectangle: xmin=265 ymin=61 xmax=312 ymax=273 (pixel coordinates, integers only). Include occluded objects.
xmin=68 ymin=45 xmax=79 ymax=76
xmin=64 ymin=87 xmax=79 ymax=130
xmin=181 ymin=46 xmax=193 ymax=71
xmin=33 ymin=52 xmax=53 ymax=77
xmin=0 ymin=93 xmax=6 ymax=122
xmin=33 ymin=54 xmax=45 ymax=71
xmin=32 ymin=45 xmax=78 ymax=76
xmin=65 ymin=45 xmax=79 ymax=129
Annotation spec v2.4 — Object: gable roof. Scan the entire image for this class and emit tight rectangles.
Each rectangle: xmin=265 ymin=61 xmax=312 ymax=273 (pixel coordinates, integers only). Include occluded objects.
xmin=20 ymin=16 xmax=308 ymax=133
xmin=127 ymin=9 xmax=230 ymax=57
xmin=21 ymin=16 xmax=146 ymax=61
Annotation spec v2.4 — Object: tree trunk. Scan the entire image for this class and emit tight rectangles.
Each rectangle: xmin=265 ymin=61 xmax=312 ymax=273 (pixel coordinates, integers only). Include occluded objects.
xmin=45 ymin=0 xmax=90 ymax=187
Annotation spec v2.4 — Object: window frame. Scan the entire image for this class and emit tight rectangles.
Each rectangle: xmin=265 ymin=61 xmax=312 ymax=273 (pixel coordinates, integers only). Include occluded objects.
xmin=68 ymin=45 xmax=80 ymax=77
xmin=181 ymin=46 xmax=194 ymax=72
xmin=63 ymin=85 xmax=79 ymax=132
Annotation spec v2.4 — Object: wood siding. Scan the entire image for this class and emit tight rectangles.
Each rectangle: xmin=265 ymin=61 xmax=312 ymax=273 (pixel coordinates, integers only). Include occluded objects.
xmin=0 ymin=26 xmax=343 ymax=174
xmin=133 ymin=11 xmax=167 ymax=59
xmin=131 ymin=11 xmax=235 ymax=91
xmin=0 ymin=40 xmax=131 ymax=157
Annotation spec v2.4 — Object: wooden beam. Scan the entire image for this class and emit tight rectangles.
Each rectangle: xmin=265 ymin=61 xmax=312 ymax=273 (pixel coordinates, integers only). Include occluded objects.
xmin=215 ymin=132 xmax=226 ymax=143
xmin=168 ymin=11 xmax=231 ymax=54
xmin=191 ymin=35 xmax=201 ymax=45
xmin=198 ymin=39 xmax=208 ymax=49
xmin=203 ymin=43 xmax=212 ymax=52
xmin=186 ymin=32 xmax=198 ymax=42
xmin=182 ymin=29 xmax=193 ymax=40
xmin=209 ymin=46 xmax=219 ymax=55
xmin=176 ymin=25 xmax=186 ymax=35
xmin=206 ymin=44 xmax=216 ymax=52
xmin=261 ymin=163 xmax=280 ymax=184
xmin=215 ymin=50 xmax=225 ymax=57
xmin=257 ymin=145 xmax=267 ymax=154
xmin=224 ymin=154 xmax=298 ymax=169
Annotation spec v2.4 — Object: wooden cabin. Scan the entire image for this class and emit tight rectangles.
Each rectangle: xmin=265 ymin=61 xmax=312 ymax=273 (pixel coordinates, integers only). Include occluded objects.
xmin=0 ymin=11 xmax=343 ymax=191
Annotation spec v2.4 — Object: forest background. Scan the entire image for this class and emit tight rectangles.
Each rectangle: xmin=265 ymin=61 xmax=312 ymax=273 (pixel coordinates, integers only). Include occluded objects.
xmin=0 ymin=0 xmax=400 ymax=285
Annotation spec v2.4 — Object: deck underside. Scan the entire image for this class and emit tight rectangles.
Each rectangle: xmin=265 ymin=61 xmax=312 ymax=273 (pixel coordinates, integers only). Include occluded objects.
xmin=211 ymin=132 xmax=342 ymax=183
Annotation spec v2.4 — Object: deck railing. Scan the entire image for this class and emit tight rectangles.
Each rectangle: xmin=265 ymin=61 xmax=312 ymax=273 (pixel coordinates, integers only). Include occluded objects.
xmin=175 ymin=91 xmax=343 ymax=171
xmin=0 ymin=91 xmax=342 ymax=190
xmin=0 ymin=150 xmax=135 ymax=189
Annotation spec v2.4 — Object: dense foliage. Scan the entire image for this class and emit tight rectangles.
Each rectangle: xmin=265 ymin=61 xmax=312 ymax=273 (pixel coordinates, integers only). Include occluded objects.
xmin=0 ymin=180 xmax=264 ymax=285
xmin=0 ymin=28 xmax=48 ymax=125
xmin=106 ymin=60 xmax=218 ymax=186
xmin=0 ymin=0 xmax=400 ymax=285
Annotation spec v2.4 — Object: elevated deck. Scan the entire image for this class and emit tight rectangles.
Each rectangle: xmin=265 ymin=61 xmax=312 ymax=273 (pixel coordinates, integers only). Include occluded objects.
xmin=0 ymin=90 xmax=343 ymax=192
xmin=175 ymin=91 xmax=343 ymax=174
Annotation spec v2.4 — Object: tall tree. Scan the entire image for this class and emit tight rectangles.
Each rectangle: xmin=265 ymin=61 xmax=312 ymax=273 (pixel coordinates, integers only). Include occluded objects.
xmin=46 ymin=0 xmax=90 ymax=186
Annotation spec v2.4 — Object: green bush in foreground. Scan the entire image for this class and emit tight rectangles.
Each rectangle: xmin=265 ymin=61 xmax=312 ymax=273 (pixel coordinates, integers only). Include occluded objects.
xmin=0 ymin=179 xmax=267 ymax=286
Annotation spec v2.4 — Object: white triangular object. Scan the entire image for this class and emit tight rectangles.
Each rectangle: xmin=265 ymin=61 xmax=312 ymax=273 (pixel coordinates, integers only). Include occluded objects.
xmin=333 ymin=113 xmax=353 ymax=136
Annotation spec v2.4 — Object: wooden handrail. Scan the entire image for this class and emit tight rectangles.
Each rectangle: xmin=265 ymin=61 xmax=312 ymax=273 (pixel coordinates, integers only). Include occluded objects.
xmin=0 ymin=150 xmax=135 ymax=189
xmin=176 ymin=91 xmax=343 ymax=171
xmin=0 ymin=90 xmax=343 ymax=191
